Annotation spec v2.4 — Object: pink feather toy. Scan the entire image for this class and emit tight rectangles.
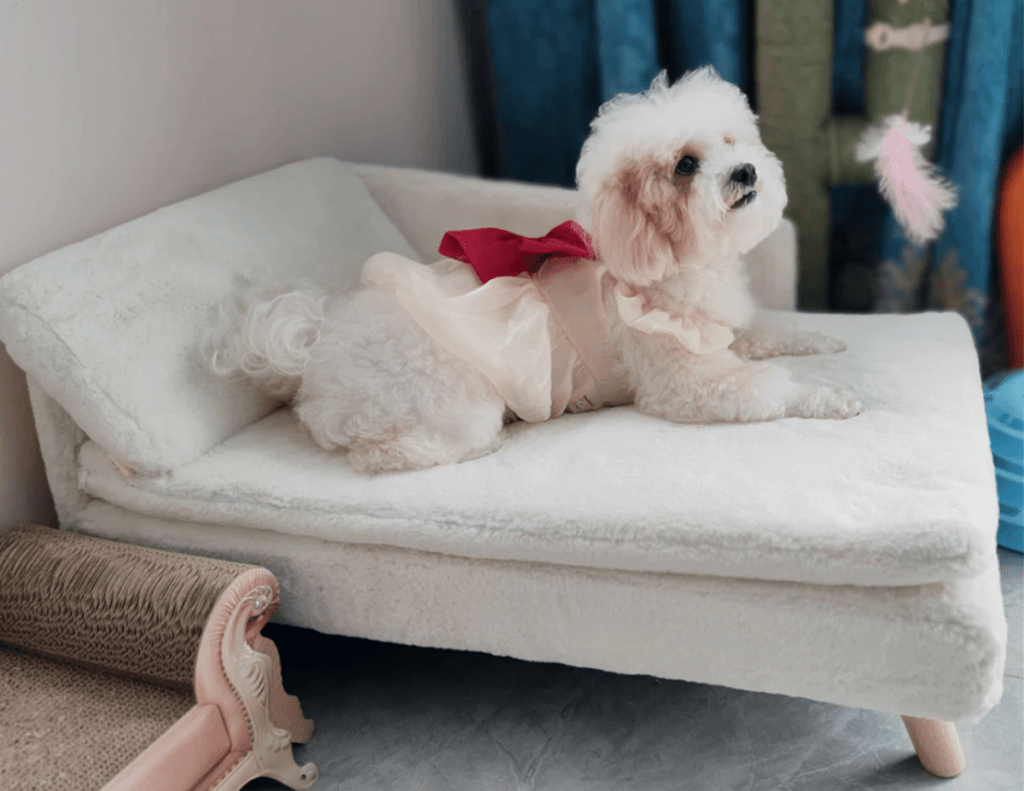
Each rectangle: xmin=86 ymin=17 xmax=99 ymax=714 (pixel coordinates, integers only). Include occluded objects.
xmin=854 ymin=17 xmax=958 ymax=245
xmin=855 ymin=114 xmax=958 ymax=245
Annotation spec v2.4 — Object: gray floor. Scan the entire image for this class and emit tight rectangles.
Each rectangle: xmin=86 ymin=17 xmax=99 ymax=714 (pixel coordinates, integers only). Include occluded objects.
xmin=247 ymin=548 xmax=1023 ymax=791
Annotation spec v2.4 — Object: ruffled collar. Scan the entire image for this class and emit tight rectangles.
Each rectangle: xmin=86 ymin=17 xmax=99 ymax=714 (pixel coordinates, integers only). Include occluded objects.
xmin=609 ymin=277 xmax=735 ymax=354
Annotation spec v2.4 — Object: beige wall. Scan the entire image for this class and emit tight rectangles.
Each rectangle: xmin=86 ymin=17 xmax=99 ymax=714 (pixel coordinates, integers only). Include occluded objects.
xmin=0 ymin=0 xmax=478 ymax=527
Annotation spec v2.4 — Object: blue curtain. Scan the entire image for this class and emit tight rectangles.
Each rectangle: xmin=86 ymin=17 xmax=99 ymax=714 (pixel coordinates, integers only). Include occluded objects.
xmin=482 ymin=0 xmax=1023 ymax=369
xmin=486 ymin=0 xmax=746 ymax=186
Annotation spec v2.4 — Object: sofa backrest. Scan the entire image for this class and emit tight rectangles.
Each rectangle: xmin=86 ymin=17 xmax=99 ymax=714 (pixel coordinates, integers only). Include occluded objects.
xmin=0 ymin=158 xmax=421 ymax=474
xmin=353 ymin=163 xmax=579 ymax=262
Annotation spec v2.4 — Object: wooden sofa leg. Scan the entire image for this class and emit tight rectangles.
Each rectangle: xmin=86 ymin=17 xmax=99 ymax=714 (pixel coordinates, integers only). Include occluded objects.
xmin=901 ymin=716 xmax=966 ymax=778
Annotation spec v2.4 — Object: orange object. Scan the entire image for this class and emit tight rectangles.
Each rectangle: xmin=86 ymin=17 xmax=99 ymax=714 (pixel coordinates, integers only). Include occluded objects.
xmin=998 ymin=147 xmax=1024 ymax=368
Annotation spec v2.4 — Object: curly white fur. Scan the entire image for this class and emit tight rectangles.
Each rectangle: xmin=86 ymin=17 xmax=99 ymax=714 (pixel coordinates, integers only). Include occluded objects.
xmin=205 ymin=67 xmax=860 ymax=473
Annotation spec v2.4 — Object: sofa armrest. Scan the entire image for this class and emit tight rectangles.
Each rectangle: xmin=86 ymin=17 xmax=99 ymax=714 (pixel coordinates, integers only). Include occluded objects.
xmin=103 ymin=566 xmax=317 ymax=791
xmin=188 ymin=568 xmax=317 ymax=790
xmin=26 ymin=377 xmax=90 ymax=527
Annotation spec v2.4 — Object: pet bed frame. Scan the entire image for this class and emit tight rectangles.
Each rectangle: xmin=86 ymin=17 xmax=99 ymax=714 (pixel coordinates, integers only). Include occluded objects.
xmin=0 ymin=158 xmax=1006 ymax=779
xmin=0 ymin=524 xmax=316 ymax=791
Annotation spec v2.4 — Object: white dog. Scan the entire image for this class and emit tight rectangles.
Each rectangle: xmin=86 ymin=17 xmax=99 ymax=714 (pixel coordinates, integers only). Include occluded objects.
xmin=206 ymin=67 xmax=860 ymax=473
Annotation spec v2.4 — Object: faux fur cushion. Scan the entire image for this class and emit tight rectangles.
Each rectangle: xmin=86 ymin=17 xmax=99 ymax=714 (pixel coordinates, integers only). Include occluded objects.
xmin=76 ymin=311 xmax=999 ymax=588
xmin=0 ymin=158 xmax=420 ymax=474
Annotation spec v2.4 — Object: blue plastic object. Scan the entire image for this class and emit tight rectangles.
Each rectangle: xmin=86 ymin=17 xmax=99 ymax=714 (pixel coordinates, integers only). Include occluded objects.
xmin=984 ymin=370 xmax=1024 ymax=553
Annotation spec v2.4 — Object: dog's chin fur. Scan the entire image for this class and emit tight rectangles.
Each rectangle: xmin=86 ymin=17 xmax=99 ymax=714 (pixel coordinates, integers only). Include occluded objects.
xmin=205 ymin=66 xmax=861 ymax=474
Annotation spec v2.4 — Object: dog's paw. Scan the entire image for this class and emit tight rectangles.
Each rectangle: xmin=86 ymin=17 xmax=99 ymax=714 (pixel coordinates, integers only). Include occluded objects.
xmin=809 ymin=333 xmax=847 ymax=355
xmin=790 ymin=386 xmax=862 ymax=420
xmin=730 ymin=328 xmax=847 ymax=359
xmin=789 ymin=331 xmax=846 ymax=356
xmin=829 ymin=390 xmax=862 ymax=419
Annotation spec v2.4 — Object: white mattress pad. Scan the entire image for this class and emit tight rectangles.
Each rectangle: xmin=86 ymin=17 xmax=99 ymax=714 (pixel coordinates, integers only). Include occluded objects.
xmin=78 ymin=310 xmax=1000 ymax=588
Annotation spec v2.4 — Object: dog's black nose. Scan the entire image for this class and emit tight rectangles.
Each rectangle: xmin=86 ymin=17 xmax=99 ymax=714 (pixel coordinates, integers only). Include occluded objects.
xmin=731 ymin=163 xmax=757 ymax=187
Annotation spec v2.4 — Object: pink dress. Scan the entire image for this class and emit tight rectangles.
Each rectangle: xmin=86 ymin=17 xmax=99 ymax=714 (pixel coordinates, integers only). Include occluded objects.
xmin=361 ymin=250 xmax=735 ymax=422
xmin=361 ymin=252 xmax=630 ymax=421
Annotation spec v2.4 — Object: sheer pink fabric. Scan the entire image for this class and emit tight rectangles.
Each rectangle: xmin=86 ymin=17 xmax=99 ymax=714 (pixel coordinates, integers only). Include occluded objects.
xmin=361 ymin=252 xmax=731 ymax=421
xmin=362 ymin=253 xmax=632 ymax=421
xmin=612 ymin=282 xmax=735 ymax=354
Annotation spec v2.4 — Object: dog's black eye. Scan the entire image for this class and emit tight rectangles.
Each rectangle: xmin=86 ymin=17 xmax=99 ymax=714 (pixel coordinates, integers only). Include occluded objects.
xmin=675 ymin=155 xmax=698 ymax=176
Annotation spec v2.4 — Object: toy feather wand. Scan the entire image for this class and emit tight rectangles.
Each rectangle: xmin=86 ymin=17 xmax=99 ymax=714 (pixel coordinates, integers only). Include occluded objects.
xmin=854 ymin=17 xmax=958 ymax=245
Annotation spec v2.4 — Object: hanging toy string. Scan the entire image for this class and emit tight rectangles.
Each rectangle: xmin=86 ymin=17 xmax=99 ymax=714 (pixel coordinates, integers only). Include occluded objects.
xmin=901 ymin=18 xmax=931 ymax=116
xmin=855 ymin=16 xmax=958 ymax=246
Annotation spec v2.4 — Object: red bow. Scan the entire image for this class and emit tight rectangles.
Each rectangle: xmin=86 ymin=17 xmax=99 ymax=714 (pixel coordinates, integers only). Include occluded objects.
xmin=438 ymin=221 xmax=596 ymax=284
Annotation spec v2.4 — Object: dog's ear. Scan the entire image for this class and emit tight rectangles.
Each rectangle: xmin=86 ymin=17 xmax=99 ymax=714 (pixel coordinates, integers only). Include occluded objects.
xmin=587 ymin=160 xmax=693 ymax=286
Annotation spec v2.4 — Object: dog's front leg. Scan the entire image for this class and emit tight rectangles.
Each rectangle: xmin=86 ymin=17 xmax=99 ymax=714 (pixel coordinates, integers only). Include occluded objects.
xmin=630 ymin=342 xmax=860 ymax=423
xmin=730 ymin=314 xmax=846 ymax=360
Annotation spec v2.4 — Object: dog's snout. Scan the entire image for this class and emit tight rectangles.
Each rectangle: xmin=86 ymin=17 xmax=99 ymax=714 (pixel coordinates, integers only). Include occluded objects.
xmin=730 ymin=164 xmax=757 ymax=187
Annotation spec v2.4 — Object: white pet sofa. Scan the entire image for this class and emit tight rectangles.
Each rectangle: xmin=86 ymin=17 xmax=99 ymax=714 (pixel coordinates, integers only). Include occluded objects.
xmin=0 ymin=158 xmax=1006 ymax=778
